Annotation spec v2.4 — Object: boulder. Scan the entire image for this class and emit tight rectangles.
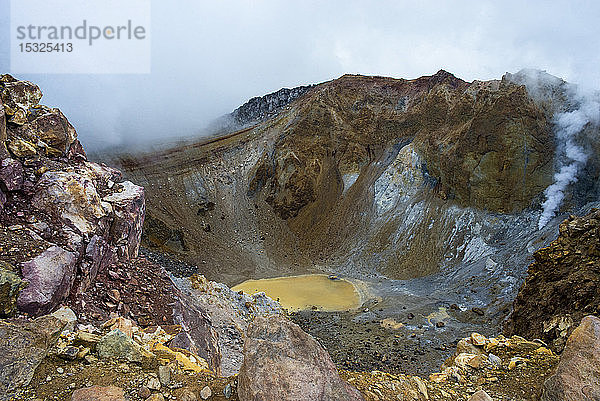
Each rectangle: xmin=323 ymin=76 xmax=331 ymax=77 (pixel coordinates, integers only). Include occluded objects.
xmin=103 ymin=181 xmax=145 ymax=259
xmin=238 ymin=315 xmax=364 ymax=401
xmin=0 ymin=262 xmax=27 ymax=317
xmin=17 ymin=245 xmax=77 ymax=316
xmin=0 ymin=157 xmax=23 ymax=191
xmin=468 ymin=390 xmax=493 ymax=401
xmin=71 ymin=385 xmax=125 ymax=401
xmin=541 ymin=315 xmax=600 ymax=401
xmin=51 ymin=306 xmax=78 ymax=332
xmin=0 ymin=315 xmax=67 ymax=400
xmin=97 ymin=329 xmax=150 ymax=363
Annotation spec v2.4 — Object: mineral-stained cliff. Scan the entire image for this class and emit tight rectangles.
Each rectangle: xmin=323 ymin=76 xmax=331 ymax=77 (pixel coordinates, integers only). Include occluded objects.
xmin=505 ymin=209 xmax=600 ymax=351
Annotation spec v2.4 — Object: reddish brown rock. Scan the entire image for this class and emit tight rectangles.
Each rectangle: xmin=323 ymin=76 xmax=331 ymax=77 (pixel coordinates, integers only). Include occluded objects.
xmin=71 ymin=385 xmax=125 ymax=401
xmin=17 ymin=245 xmax=77 ymax=316
xmin=541 ymin=315 xmax=600 ymax=401
xmin=238 ymin=315 xmax=364 ymax=401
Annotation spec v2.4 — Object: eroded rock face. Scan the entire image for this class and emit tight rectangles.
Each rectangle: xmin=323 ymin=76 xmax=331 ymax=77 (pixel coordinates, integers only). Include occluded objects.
xmin=541 ymin=315 xmax=600 ymax=401
xmin=248 ymin=71 xmax=553 ymax=220
xmin=238 ymin=315 xmax=364 ymax=401
xmin=506 ymin=209 xmax=600 ymax=351
xmin=171 ymin=274 xmax=282 ymax=376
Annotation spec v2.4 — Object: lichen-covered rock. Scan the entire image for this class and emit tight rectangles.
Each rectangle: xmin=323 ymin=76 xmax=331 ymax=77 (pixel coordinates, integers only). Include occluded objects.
xmin=0 ymin=157 xmax=23 ymax=191
xmin=506 ymin=209 xmax=600 ymax=351
xmin=97 ymin=329 xmax=149 ymax=363
xmin=0 ymin=75 xmax=43 ymax=125
xmin=0 ymin=315 xmax=67 ymax=400
xmin=17 ymin=245 xmax=77 ymax=315
xmin=7 ymin=137 xmax=37 ymax=158
xmin=32 ymin=170 xmax=107 ymax=235
xmin=541 ymin=315 xmax=600 ymax=401
xmin=238 ymin=315 xmax=364 ymax=401
xmin=171 ymin=274 xmax=283 ymax=376
xmin=25 ymin=108 xmax=77 ymax=154
xmin=0 ymin=261 xmax=27 ymax=317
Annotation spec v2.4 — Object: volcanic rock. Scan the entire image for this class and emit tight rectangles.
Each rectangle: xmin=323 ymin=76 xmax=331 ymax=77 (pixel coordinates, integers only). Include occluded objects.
xmin=0 ymin=157 xmax=23 ymax=191
xmin=70 ymin=385 xmax=125 ymax=401
xmin=506 ymin=209 xmax=600 ymax=351
xmin=0 ymin=315 xmax=67 ymax=400
xmin=97 ymin=329 xmax=149 ymax=363
xmin=0 ymin=75 xmax=43 ymax=125
xmin=468 ymin=390 xmax=493 ymax=401
xmin=238 ymin=315 xmax=364 ymax=401
xmin=17 ymin=245 xmax=77 ymax=315
xmin=541 ymin=315 xmax=600 ymax=401
xmin=0 ymin=261 xmax=27 ymax=317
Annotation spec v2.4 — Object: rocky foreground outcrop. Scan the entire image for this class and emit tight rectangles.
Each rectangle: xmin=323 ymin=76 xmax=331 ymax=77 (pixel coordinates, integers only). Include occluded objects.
xmin=238 ymin=315 xmax=364 ymax=401
xmin=505 ymin=208 xmax=600 ymax=351
xmin=0 ymin=74 xmax=145 ymax=316
xmin=541 ymin=315 xmax=600 ymax=401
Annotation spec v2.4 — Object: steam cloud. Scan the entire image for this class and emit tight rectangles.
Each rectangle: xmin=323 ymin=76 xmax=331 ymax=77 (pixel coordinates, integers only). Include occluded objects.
xmin=538 ymin=91 xmax=600 ymax=229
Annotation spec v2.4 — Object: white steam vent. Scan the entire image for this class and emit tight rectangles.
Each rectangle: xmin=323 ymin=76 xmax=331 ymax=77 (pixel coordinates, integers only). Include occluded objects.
xmin=538 ymin=91 xmax=600 ymax=229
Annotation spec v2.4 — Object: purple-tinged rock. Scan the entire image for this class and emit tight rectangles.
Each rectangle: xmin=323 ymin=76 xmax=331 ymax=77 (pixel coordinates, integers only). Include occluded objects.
xmin=0 ymin=95 xmax=7 ymax=158
xmin=103 ymin=181 xmax=145 ymax=259
xmin=17 ymin=245 xmax=77 ymax=316
xmin=0 ymin=158 xmax=23 ymax=191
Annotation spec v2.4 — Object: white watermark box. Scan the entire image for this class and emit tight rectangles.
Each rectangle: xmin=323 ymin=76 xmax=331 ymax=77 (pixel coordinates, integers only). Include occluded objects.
xmin=10 ymin=0 xmax=151 ymax=74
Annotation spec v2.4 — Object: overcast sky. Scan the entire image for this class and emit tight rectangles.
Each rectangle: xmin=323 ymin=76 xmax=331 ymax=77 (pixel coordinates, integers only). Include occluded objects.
xmin=1 ymin=0 xmax=599 ymax=150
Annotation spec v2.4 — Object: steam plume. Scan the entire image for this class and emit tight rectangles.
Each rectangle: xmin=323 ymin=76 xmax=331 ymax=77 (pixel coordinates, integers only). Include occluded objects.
xmin=538 ymin=92 xmax=600 ymax=229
